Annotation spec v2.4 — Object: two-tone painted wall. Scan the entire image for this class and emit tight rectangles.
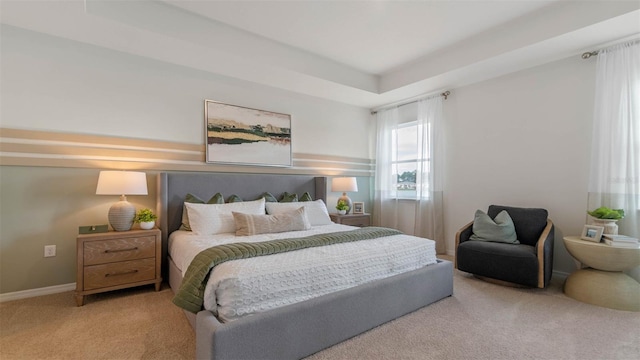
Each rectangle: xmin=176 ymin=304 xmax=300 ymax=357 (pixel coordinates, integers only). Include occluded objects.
xmin=0 ymin=25 xmax=373 ymax=296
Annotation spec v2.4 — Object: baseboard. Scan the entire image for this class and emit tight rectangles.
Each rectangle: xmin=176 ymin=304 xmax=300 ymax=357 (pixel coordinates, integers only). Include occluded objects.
xmin=552 ymin=270 xmax=570 ymax=279
xmin=0 ymin=283 xmax=76 ymax=303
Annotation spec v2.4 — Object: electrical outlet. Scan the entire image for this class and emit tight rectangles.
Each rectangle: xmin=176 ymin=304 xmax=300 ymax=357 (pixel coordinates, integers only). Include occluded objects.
xmin=44 ymin=245 xmax=56 ymax=257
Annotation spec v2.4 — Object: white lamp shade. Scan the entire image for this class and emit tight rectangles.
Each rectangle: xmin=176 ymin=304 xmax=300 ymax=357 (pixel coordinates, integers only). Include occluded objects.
xmin=96 ymin=171 xmax=148 ymax=196
xmin=96 ymin=171 xmax=148 ymax=231
xmin=331 ymin=177 xmax=358 ymax=193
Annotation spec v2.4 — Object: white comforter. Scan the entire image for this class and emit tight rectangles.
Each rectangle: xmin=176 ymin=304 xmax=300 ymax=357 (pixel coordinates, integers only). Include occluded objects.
xmin=169 ymin=224 xmax=437 ymax=323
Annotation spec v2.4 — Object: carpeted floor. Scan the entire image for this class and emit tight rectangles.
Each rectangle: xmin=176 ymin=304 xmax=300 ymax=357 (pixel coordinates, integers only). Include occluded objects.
xmin=1 ymin=262 xmax=639 ymax=360
xmin=0 ymin=285 xmax=195 ymax=359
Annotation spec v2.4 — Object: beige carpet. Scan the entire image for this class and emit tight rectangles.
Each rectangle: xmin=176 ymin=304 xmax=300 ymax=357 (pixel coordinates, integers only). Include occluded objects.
xmin=2 ymin=265 xmax=639 ymax=360
xmin=0 ymin=285 xmax=195 ymax=359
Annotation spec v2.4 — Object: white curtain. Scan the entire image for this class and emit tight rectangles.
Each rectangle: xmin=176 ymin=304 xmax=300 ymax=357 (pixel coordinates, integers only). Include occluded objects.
xmin=588 ymin=40 xmax=640 ymax=237
xmin=373 ymin=106 xmax=400 ymax=229
xmin=373 ymin=96 xmax=445 ymax=253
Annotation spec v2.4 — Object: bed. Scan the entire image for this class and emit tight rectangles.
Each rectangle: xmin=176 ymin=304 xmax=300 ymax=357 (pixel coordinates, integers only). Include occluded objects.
xmin=157 ymin=172 xmax=453 ymax=360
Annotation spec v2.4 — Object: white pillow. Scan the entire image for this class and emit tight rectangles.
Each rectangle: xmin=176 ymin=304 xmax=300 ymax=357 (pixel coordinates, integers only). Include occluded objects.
xmin=185 ymin=198 xmax=266 ymax=235
xmin=233 ymin=207 xmax=311 ymax=236
xmin=266 ymin=199 xmax=332 ymax=226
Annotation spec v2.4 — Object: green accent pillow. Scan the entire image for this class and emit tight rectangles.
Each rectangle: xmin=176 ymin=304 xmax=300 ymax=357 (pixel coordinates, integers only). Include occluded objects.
xmin=279 ymin=192 xmax=298 ymax=202
xmin=226 ymin=194 xmax=243 ymax=203
xmin=208 ymin=193 xmax=225 ymax=204
xmin=470 ymin=209 xmax=519 ymax=244
xmin=300 ymin=192 xmax=313 ymax=202
xmin=181 ymin=192 xmax=224 ymax=230
xmin=184 ymin=192 xmax=224 ymax=204
xmin=259 ymin=192 xmax=278 ymax=203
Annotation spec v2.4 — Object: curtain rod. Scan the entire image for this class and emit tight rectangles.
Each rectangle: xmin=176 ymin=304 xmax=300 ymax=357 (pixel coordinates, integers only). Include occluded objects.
xmin=581 ymin=36 xmax=640 ymax=59
xmin=370 ymin=90 xmax=450 ymax=115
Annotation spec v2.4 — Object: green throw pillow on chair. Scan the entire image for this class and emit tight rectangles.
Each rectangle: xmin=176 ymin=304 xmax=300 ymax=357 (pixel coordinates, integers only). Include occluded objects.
xmin=470 ymin=209 xmax=519 ymax=244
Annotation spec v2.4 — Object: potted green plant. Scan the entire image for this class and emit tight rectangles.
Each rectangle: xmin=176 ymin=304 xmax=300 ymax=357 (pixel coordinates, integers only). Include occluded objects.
xmin=135 ymin=208 xmax=158 ymax=230
xmin=587 ymin=206 xmax=624 ymax=235
xmin=587 ymin=207 xmax=625 ymax=220
xmin=336 ymin=199 xmax=349 ymax=215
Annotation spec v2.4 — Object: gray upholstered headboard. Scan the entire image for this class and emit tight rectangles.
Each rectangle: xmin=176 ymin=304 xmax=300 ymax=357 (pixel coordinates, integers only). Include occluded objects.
xmin=156 ymin=172 xmax=327 ymax=276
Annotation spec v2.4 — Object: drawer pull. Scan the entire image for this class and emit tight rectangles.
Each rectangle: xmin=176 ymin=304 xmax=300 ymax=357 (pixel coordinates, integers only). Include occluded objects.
xmin=105 ymin=270 xmax=138 ymax=277
xmin=104 ymin=247 xmax=138 ymax=253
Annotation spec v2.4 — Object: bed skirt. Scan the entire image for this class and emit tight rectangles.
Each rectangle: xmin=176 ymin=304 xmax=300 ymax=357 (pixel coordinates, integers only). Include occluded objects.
xmin=170 ymin=256 xmax=453 ymax=360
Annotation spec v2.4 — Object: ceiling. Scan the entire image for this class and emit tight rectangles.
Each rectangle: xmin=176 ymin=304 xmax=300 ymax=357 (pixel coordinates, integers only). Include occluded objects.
xmin=2 ymin=0 xmax=639 ymax=108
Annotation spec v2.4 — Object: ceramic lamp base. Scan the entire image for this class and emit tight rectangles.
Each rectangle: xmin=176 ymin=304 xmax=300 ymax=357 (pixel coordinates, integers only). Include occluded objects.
xmin=108 ymin=200 xmax=135 ymax=231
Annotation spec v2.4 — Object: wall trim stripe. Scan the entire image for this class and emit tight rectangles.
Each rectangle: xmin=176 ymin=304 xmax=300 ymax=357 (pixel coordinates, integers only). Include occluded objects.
xmin=1 ymin=137 xmax=202 ymax=155
xmin=0 ymin=128 xmax=374 ymax=176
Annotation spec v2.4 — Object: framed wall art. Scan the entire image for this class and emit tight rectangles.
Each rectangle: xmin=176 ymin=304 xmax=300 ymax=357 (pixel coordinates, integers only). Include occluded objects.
xmin=205 ymin=100 xmax=292 ymax=167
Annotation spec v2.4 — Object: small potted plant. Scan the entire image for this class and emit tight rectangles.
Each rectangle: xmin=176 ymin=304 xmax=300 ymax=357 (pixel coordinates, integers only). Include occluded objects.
xmin=135 ymin=208 xmax=158 ymax=230
xmin=336 ymin=199 xmax=349 ymax=215
xmin=587 ymin=206 xmax=624 ymax=235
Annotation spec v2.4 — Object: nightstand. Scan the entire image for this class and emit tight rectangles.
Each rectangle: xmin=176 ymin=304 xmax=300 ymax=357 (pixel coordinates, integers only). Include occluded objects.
xmin=75 ymin=228 xmax=162 ymax=306
xmin=563 ymin=236 xmax=640 ymax=311
xmin=329 ymin=213 xmax=371 ymax=227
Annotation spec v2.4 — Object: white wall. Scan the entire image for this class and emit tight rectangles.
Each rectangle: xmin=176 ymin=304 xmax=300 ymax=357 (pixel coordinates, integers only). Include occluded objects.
xmin=0 ymin=25 xmax=373 ymax=294
xmin=443 ymin=55 xmax=596 ymax=275
xmin=0 ymin=25 xmax=370 ymax=158
xmin=0 ymin=22 xmax=608 ymax=291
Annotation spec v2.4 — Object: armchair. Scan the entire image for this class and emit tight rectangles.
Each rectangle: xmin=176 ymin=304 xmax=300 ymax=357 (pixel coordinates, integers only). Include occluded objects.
xmin=455 ymin=205 xmax=554 ymax=288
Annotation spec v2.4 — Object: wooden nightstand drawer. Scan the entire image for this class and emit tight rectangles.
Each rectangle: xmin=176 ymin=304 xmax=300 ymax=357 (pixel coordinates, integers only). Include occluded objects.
xmin=330 ymin=213 xmax=371 ymax=227
xmin=83 ymin=236 xmax=156 ymax=266
xmin=339 ymin=216 xmax=370 ymax=227
xmin=75 ymin=229 xmax=162 ymax=306
xmin=84 ymin=258 xmax=156 ymax=290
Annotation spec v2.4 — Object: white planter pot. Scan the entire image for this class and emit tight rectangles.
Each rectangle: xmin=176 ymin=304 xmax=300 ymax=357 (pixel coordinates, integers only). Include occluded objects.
xmin=139 ymin=221 xmax=155 ymax=230
xmin=592 ymin=219 xmax=618 ymax=235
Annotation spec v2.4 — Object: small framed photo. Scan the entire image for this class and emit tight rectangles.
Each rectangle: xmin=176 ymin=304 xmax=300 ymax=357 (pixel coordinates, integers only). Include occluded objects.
xmin=352 ymin=202 xmax=364 ymax=214
xmin=581 ymin=225 xmax=604 ymax=242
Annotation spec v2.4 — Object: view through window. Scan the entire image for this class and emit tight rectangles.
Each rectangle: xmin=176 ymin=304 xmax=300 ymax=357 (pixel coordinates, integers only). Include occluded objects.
xmin=391 ymin=121 xmax=430 ymax=199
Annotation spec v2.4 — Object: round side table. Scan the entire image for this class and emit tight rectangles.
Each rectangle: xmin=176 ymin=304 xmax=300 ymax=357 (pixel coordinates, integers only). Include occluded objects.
xmin=563 ymin=236 xmax=640 ymax=311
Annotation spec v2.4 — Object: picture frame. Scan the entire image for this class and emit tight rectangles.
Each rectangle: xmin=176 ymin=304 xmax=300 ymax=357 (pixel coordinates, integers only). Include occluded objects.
xmin=205 ymin=100 xmax=292 ymax=167
xmin=352 ymin=202 xmax=364 ymax=214
xmin=580 ymin=225 xmax=604 ymax=242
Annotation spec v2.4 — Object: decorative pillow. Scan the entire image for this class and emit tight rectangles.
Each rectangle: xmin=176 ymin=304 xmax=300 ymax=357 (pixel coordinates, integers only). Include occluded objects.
xmin=470 ymin=209 xmax=519 ymax=244
xmin=185 ymin=193 xmax=224 ymax=204
xmin=185 ymin=198 xmax=266 ymax=235
xmin=279 ymin=192 xmax=298 ymax=202
xmin=180 ymin=193 xmax=224 ymax=230
xmin=260 ymin=192 xmax=278 ymax=203
xmin=233 ymin=207 xmax=311 ymax=236
xmin=266 ymin=199 xmax=332 ymax=226
xmin=226 ymin=194 xmax=243 ymax=203
xmin=299 ymin=192 xmax=313 ymax=202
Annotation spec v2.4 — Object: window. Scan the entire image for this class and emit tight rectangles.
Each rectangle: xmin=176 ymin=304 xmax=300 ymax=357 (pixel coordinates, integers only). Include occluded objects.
xmin=391 ymin=121 xmax=430 ymax=199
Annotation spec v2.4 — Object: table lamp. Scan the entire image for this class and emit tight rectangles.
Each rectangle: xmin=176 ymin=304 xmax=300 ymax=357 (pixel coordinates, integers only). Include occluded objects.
xmin=96 ymin=171 xmax=148 ymax=231
xmin=331 ymin=177 xmax=358 ymax=214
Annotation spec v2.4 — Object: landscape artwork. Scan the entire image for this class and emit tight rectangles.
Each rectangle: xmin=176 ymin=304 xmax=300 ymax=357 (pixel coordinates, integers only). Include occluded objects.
xmin=205 ymin=100 xmax=292 ymax=166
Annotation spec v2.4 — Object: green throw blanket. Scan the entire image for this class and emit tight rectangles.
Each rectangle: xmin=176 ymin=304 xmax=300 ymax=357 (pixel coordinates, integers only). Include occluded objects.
xmin=172 ymin=227 xmax=402 ymax=313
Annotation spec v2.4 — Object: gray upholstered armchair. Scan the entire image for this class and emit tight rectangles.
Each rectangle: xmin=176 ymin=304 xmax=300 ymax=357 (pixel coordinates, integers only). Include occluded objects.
xmin=455 ymin=205 xmax=554 ymax=288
